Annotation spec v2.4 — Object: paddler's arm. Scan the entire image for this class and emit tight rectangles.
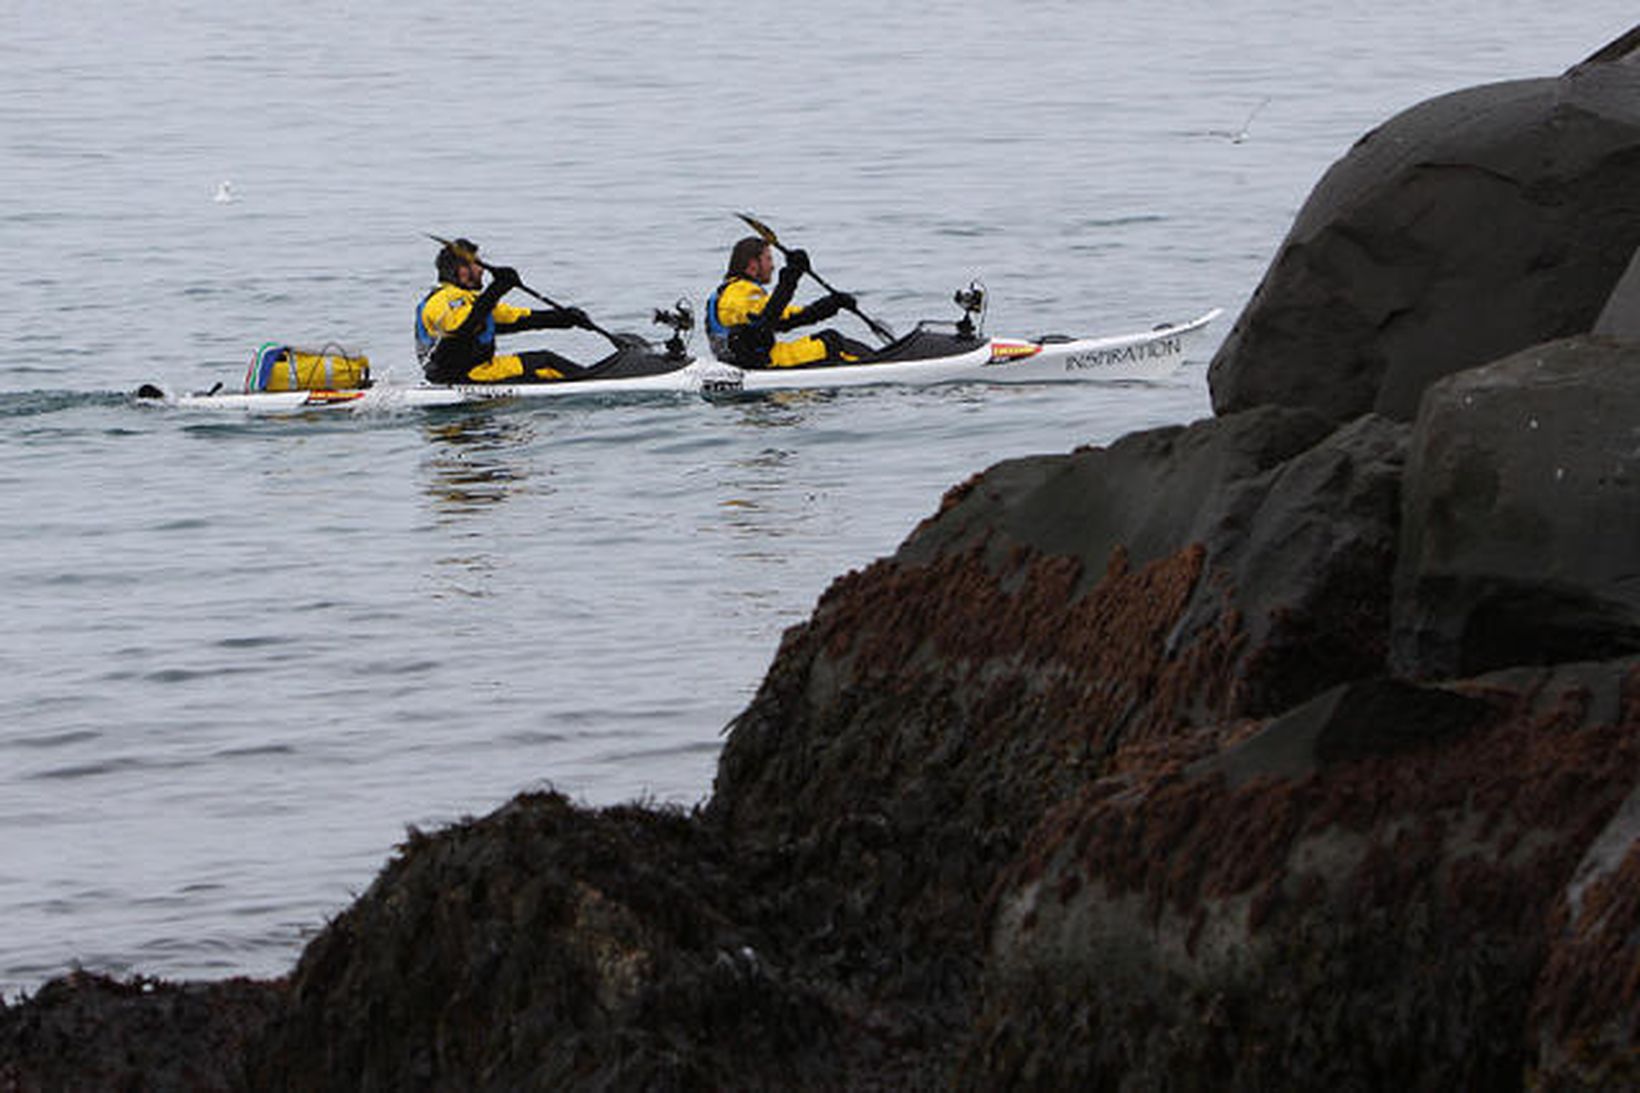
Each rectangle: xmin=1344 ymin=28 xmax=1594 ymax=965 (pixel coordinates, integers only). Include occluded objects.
xmin=776 ymin=292 xmax=854 ymax=331
xmin=497 ymin=305 xmax=593 ymax=333
xmin=751 ymin=249 xmax=808 ymax=337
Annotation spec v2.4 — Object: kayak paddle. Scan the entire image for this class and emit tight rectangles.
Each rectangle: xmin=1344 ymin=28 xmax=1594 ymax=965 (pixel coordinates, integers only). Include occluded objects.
xmin=424 ymin=233 xmax=629 ymax=349
xmin=734 ymin=213 xmax=897 ymax=345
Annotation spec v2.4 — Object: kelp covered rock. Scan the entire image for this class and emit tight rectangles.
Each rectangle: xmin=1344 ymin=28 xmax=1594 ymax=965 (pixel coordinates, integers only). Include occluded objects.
xmin=241 ymin=794 xmax=854 ymax=1091
xmin=966 ymin=665 xmax=1640 ymax=1087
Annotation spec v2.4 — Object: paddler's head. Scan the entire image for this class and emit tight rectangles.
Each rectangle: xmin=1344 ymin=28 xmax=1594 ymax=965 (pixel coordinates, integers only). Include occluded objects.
xmin=727 ymin=236 xmax=774 ymax=284
xmin=437 ymin=237 xmax=484 ymax=289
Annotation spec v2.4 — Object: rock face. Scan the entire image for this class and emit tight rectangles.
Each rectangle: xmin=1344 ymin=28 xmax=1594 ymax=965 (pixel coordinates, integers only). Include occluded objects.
xmin=1592 ymin=243 xmax=1640 ymax=340
xmin=1207 ymin=30 xmax=1640 ymax=425
xmin=0 ymin=973 xmax=278 ymax=1090
xmin=694 ymin=410 xmax=1406 ymax=1070
xmin=1393 ymin=336 xmax=1640 ymax=679
xmin=241 ymin=798 xmax=871 ymax=1091
xmin=971 ymin=662 xmax=1640 ymax=1088
xmin=7 ymin=25 xmax=1640 ymax=1093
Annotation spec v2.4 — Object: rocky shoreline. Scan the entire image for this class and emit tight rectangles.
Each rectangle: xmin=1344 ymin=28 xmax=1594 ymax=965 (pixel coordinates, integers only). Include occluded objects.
xmin=7 ymin=26 xmax=1640 ymax=1091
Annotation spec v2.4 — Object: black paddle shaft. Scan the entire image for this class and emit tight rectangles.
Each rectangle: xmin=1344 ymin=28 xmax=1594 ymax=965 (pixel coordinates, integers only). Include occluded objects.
xmin=734 ymin=214 xmax=896 ymax=345
xmin=425 ymin=234 xmax=624 ymax=348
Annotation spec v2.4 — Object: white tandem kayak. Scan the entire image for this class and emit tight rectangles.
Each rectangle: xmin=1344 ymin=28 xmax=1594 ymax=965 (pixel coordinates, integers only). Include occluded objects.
xmin=137 ymin=308 xmax=1221 ymax=412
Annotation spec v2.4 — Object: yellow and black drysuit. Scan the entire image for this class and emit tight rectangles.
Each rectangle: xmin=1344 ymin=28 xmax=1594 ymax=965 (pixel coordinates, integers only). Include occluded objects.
xmin=705 ymin=266 xmax=869 ymax=369
xmin=416 ymin=280 xmax=585 ymax=384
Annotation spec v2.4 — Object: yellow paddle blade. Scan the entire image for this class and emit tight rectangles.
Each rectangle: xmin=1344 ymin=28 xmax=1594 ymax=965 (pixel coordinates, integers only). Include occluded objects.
xmin=735 ymin=212 xmax=779 ymax=247
xmin=424 ymin=233 xmax=482 ymax=265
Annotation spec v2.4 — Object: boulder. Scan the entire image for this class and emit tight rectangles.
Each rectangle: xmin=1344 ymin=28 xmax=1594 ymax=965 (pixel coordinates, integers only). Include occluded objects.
xmin=1208 ymin=27 xmax=1640 ymax=425
xmin=967 ymin=661 xmax=1640 ymax=1088
xmin=703 ymin=406 xmax=1405 ymax=1038
xmin=241 ymin=794 xmax=868 ymax=1091
xmin=0 ymin=973 xmax=279 ymax=1091
xmin=712 ymin=404 xmax=1406 ymax=833
xmin=1392 ymin=336 xmax=1640 ymax=679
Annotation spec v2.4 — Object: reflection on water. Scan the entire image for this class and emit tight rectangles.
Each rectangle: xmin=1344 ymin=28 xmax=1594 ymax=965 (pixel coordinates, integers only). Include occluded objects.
xmin=420 ymin=409 xmax=540 ymax=517
xmin=419 ymin=409 xmax=545 ymax=601
xmin=716 ymin=439 xmax=810 ymax=559
xmin=718 ymin=394 xmax=816 ymax=528
xmin=729 ymin=390 xmax=835 ymax=427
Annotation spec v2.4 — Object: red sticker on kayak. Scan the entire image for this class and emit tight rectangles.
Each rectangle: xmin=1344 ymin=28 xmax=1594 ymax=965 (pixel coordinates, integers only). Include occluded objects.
xmin=988 ymin=341 xmax=1043 ymax=363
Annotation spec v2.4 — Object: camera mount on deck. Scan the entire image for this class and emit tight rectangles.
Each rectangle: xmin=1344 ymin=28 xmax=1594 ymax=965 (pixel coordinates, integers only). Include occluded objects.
xmin=952 ymin=281 xmax=987 ymax=339
xmin=652 ymin=299 xmax=695 ymax=359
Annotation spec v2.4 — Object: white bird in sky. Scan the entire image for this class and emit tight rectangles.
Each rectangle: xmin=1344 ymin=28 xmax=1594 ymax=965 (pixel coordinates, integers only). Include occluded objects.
xmin=1206 ymin=97 xmax=1271 ymax=144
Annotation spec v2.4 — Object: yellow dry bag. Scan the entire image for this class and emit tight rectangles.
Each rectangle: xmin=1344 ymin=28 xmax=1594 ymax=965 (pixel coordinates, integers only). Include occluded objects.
xmin=244 ymin=342 xmax=371 ymax=392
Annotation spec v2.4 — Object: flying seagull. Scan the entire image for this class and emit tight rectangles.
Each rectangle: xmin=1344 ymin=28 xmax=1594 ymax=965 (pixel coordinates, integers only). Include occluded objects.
xmin=1206 ymin=97 xmax=1270 ymax=144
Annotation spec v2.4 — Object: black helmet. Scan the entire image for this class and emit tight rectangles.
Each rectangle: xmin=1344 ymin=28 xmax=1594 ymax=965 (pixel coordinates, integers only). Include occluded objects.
xmin=436 ymin=237 xmax=480 ymax=282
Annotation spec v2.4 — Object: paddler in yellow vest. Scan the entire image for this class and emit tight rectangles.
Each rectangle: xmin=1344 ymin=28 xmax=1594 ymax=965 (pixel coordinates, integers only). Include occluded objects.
xmin=705 ymin=237 xmax=875 ymax=368
xmin=416 ymin=237 xmax=595 ymax=384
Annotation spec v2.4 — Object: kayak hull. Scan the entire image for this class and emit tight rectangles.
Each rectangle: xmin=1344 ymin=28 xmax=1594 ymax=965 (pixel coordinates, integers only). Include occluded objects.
xmin=143 ymin=309 xmax=1221 ymax=412
xmin=159 ymin=358 xmax=743 ymax=411
xmin=983 ymin=307 xmax=1222 ymax=383
xmin=737 ymin=308 xmax=1221 ymax=390
xmin=363 ymin=359 xmax=745 ymax=408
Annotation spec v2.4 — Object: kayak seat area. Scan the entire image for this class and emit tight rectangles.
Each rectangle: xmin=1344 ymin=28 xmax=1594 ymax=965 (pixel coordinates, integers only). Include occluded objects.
xmin=860 ymin=329 xmax=988 ymax=364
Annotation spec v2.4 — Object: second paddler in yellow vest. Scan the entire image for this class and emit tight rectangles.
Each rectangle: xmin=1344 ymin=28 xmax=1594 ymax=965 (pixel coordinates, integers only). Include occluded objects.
xmin=416 ymin=237 xmax=597 ymax=384
xmin=705 ymin=237 xmax=876 ymax=368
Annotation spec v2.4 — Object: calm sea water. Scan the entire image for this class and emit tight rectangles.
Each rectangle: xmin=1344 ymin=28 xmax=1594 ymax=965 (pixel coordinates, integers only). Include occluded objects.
xmin=1 ymin=0 xmax=1630 ymax=995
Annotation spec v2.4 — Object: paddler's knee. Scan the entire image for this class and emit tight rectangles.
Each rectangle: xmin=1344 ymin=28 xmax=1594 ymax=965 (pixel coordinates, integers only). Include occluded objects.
xmin=466 ymin=355 xmax=526 ymax=383
xmin=816 ymin=328 xmax=873 ymax=363
xmin=768 ymin=336 xmax=829 ymax=368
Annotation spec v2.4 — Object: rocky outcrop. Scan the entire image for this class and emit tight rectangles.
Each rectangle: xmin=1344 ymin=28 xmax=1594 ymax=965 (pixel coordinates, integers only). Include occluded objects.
xmin=703 ymin=407 xmax=1406 ymax=1001
xmin=4 ymin=376 xmax=1637 ymax=1086
xmin=0 ymin=972 xmax=279 ymax=1090
xmin=241 ymin=796 xmax=876 ymax=1091
xmin=967 ymin=663 xmax=1640 ymax=1087
xmin=1207 ymin=29 xmax=1640 ymax=425
xmin=7 ymin=25 xmax=1640 ymax=1092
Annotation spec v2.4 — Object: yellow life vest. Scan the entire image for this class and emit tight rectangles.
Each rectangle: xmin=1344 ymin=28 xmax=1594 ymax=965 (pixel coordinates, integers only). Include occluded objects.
xmin=416 ymin=283 xmax=532 ymax=365
xmin=709 ymin=278 xmax=827 ymax=368
xmin=417 ymin=283 xmax=550 ymax=382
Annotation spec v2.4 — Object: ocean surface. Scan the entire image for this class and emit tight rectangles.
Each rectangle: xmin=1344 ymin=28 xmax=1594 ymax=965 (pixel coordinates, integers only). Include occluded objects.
xmin=1 ymin=0 xmax=1631 ymax=996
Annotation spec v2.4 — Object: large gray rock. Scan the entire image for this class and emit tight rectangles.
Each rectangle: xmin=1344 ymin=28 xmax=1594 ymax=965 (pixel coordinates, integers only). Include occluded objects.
xmin=1208 ymin=27 xmax=1640 ymax=425
xmin=1392 ymin=335 xmax=1640 ymax=679
xmin=714 ymin=406 xmax=1406 ymax=852
xmin=1593 ymin=243 xmax=1640 ymax=341
xmin=704 ymin=407 xmax=1404 ymax=1042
